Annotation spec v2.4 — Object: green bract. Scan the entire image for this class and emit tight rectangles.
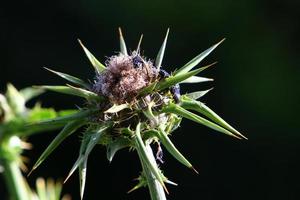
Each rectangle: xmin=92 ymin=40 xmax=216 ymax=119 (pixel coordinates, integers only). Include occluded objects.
xmin=32 ymin=29 xmax=247 ymax=200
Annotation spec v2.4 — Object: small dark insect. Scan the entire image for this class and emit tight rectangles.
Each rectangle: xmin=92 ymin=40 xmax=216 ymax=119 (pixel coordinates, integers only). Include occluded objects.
xmin=159 ymin=69 xmax=181 ymax=103
xmin=158 ymin=69 xmax=170 ymax=78
xmin=132 ymin=55 xmax=144 ymax=68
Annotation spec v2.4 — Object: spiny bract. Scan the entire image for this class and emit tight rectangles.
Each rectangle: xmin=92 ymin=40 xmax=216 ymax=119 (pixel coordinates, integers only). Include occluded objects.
xmin=30 ymin=28 xmax=247 ymax=200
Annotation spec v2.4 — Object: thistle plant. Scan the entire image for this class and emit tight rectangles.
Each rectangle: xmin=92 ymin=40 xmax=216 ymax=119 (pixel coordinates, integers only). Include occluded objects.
xmin=0 ymin=84 xmax=71 ymax=200
xmin=31 ymin=28 xmax=247 ymax=200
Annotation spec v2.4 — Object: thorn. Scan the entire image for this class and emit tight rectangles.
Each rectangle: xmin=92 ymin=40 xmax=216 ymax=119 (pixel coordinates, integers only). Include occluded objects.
xmin=191 ymin=166 xmax=199 ymax=174
xmin=118 ymin=27 xmax=123 ymax=38
xmin=136 ymin=34 xmax=143 ymax=53
xmin=162 ymin=182 xmax=169 ymax=194
xmin=27 ymin=167 xmax=35 ymax=177
xmin=63 ymin=173 xmax=72 ymax=184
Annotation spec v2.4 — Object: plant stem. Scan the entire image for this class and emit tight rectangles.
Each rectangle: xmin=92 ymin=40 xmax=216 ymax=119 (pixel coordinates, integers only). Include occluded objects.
xmin=138 ymin=143 xmax=167 ymax=200
xmin=2 ymin=158 xmax=29 ymax=200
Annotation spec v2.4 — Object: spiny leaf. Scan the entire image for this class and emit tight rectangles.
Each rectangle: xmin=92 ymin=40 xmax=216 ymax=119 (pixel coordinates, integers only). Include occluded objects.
xmin=104 ymin=103 xmax=130 ymax=113
xmin=180 ymin=76 xmax=213 ymax=84
xmin=36 ymin=85 xmax=102 ymax=101
xmin=29 ymin=120 xmax=85 ymax=174
xmin=157 ymin=126 xmax=198 ymax=173
xmin=29 ymin=109 xmax=95 ymax=126
xmin=185 ymin=88 xmax=213 ymax=100
xmin=44 ymin=67 xmax=90 ymax=89
xmin=138 ymin=81 xmax=157 ymax=96
xmin=155 ymin=28 xmax=169 ymax=71
xmin=156 ymin=62 xmax=216 ymax=91
xmin=6 ymin=83 xmax=26 ymax=115
xmin=79 ymin=157 xmax=87 ymax=200
xmin=175 ymin=38 xmax=225 ymax=76
xmin=106 ymin=137 xmax=131 ymax=162
xmin=78 ymin=39 xmax=106 ymax=73
xmin=66 ymin=84 xmax=103 ymax=101
xmin=162 ymin=103 xmax=242 ymax=139
xmin=19 ymin=87 xmax=44 ymax=102
xmin=118 ymin=27 xmax=128 ymax=56
xmin=180 ymin=97 xmax=247 ymax=139
xmin=64 ymin=126 xmax=108 ymax=183
xmin=134 ymin=123 xmax=168 ymax=193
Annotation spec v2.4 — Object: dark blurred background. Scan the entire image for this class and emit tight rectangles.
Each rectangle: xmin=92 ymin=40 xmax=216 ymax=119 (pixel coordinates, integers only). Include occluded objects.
xmin=0 ymin=0 xmax=299 ymax=199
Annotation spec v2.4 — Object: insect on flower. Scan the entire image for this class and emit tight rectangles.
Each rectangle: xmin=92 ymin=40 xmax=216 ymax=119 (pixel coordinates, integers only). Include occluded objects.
xmin=30 ymin=28 xmax=247 ymax=200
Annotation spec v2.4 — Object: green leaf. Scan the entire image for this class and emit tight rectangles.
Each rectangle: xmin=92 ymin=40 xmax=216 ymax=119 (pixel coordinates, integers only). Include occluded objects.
xmin=28 ymin=107 xmax=58 ymax=123
xmin=78 ymin=39 xmax=106 ymax=73
xmin=66 ymin=84 xmax=103 ymax=101
xmin=37 ymin=85 xmax=102 ymax=101
xmin=44 ymin=67 xmax=90 ymax=89
xmin=134 ymin=123 xmax=167 ymax=192
xmin=180 ymin=76 xmax=213 ymax=84
xmin=6 ymin=83 xmax=26 ymax=115
xmin=19 ymin=87 xmax=44 ymax=102
xmin=0 ymin=93 xmax=13 ymax=121
xmin=156 ymin=63 xmax=215 ymax=91
xmin=138 ymin=81 xmax=157 ymax=96
xmin=29 ymin=120 xmax=85 ymax=174
xmin=156 ymin=126 xmax=198 ymax=173
xmin=175 ymin=38 xmax=225 ymax=76
xmin=155 ymin=28 xmax=169 ymax=70
xmin=64 ymin=126 xmax=108 ymax=183
xmin=162 ymin=103 xmax=242 ymax=139
xmin=104 ymin=103 xmax=130 ymax=113
xmin=185 ymin=88 xmax=213 ymax=100
xmin=118 ymin=27 xmax=128 ymax=55
xmin=79 ymin=157 xmax=87 ymax=200
xmin=106 ymin=137 xmax=131 ymax=162
xmin=30 ymin=109 xmax=95 ymax=126
xmin=180 ymin=97 xmax=247 ymax=139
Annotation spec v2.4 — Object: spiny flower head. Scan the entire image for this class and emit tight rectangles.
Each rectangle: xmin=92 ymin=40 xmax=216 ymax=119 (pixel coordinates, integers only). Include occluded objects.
xmin=31 ymin=28 xmax=247 ymax=200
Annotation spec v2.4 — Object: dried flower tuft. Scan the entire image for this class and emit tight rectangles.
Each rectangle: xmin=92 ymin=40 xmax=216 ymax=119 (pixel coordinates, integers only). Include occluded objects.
xmin=93 ymin=52 xmax=157 ymax=103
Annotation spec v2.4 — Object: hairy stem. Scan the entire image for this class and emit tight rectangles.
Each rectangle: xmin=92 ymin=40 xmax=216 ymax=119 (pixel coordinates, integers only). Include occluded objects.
xmin=2 ymin=158 xmax=29 ymax=200
xmin=137 ymin=142 xmax=167 ymax=200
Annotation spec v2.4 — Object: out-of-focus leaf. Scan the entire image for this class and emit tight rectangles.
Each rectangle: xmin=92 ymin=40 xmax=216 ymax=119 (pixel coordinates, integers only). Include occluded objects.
xmin=175 ymin=39 xmax=225 ymax=76
xmin=19 ymin=87 xmax=44 ymax=102
xmin=6 ymin=83 xmax=26 ymax=115
xmin=29 ymin=109 xmax=95 ymax=126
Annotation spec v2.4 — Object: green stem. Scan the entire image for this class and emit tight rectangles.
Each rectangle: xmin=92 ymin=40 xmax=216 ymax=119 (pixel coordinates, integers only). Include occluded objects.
xmin=2 ymin=158 xmax=29 ymax=200
xmin=138 ymin=143 xmax=167 ymax=200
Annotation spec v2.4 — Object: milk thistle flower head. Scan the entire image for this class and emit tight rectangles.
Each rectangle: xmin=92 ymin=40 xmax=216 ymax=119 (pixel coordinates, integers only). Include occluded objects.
xmin=30 ymin=28 xmax=247 ymax=200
